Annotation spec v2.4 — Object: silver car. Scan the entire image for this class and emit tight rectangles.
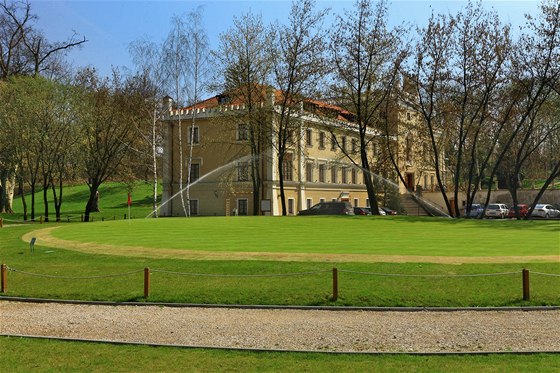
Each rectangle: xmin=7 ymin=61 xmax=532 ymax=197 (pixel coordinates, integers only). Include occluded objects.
xmin=530 ymin=204 xmax=560 ymax=219
xmin=485 ymin=204 xmax=508 ymax=219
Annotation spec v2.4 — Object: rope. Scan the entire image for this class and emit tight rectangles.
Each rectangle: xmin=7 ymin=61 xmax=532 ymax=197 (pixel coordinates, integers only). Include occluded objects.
xmin=7 ymin=267 xmax=144 ymax=280
xmin=338 ymin=269 xmax=521 ymax=278
xmin=0 ymin=218 xmax=34 ymax=223
xmin=531 ymin=271 xmax=560 ymax=277
xmin=150 ymin=268 xmax=331 ymax=278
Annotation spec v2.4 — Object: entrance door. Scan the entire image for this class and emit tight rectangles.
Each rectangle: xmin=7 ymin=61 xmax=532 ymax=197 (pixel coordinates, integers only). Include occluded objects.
xmin=406 ymin=173 xmax=414 ymax=191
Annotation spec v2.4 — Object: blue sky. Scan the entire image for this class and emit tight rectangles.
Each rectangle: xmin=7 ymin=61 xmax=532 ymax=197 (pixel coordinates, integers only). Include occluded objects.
xmin=31 ymin=0 xmax=541 ymax=78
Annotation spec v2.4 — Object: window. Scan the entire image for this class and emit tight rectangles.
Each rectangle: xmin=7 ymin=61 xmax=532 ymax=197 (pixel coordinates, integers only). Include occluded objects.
xmin=189 ymin=126 xmax=199 ymax=144
xmin=237 ymin=162 xmax=249 ymax=181
xmin=190 ymin=163 xmax=200 ymax=182
xmin=282 ymin=154 xmax=293 ymax=181
xmin=341 ymin=136 xmax=347 ymax=152
xmin=306 ymin=129 xmax=313 ymax=146
xmin=306 ymin=162 xmax=313 ymax=182
xmin=319 ymin=132 xmax=325 ymax=149
xmin=341 ymin=167 xmax=348 ymax=184
xmin=237 ymin=199 xmax=248 ymax=215
xmin=189 ymin=200 xmax=199 ymax=216
xmin=351 ymin=168 xmax=357 ymax=184
xmin=430 ymin=175 xmax=435 ymax=190
xmin=288 ymin=198 xmax=295 ymax=215
xmin=306 ymin=198 xmax=312 ymax=209
xmin=331 ymin=134 xmax=336 ymax=150
xmin=319 ymin=164 xmax=326 ymax=183
xmin=424 ymin=174 xmax=428 ymax=189
xmin=237 ymin=124 xmax=248 ymax=141
xmin=319 ymin=198 xmax=325 ymax=203
xmin=406 ymin=134 xmax=412 ymax=162
xmin=407 ymin=112 xmax=411 ymax=121
xmin=331 ymin=198 xmax=337 ymax=202
xmin=354 ymin=198 xmax=359 ymax=207
xmin=351 ymin=138 xmax=357 ymax=154
xmin=286 ymin=129 xmax=294 ymax=144
xmin=366 ymin=198 xmax=370 ymax=207
xmin=331 ymin=166 xmax=337 ymax=184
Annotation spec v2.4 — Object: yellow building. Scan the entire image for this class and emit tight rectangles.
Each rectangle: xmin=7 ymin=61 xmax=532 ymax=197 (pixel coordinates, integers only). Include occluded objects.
xmin=160 ymin=89 xmax=437 ymax=216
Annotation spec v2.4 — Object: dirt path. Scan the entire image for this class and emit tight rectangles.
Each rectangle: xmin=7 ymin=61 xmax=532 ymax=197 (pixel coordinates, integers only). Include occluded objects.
xmin=21 ymin=227 xmax=560 ymax=264
xmin=1 ymin=301 xmax=559 ymax=353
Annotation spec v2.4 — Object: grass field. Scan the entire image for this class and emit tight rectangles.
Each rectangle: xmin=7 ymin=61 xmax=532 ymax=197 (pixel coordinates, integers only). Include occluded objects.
xmin=1 ymin=337 xmax=559 ymax=373
xmin=0 ymin=181 xmax=159 ymax=222
xmin=46 ymin=215 xmax=559 ymax=258
xmin=1 ymin=183 xmax=559 ymax=371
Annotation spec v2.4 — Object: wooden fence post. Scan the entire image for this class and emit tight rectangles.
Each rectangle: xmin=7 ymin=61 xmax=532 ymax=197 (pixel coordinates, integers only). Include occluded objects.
xmin=144 ymin=267 xmax=150 ymax=298
xmin=0 ymin=217 xmax=3 ymax=228
xmin=522 ymin=269 xmax=530 ymax=301
xmin=332 ymin=267 xmax=338 ymax=301
xmin=1 ymin=264 xmax=7 ymax=293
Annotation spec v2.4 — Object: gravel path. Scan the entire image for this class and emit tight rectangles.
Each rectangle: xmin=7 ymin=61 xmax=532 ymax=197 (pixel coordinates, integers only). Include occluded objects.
xmin=1 ymin=301 xmax=559 ymax=353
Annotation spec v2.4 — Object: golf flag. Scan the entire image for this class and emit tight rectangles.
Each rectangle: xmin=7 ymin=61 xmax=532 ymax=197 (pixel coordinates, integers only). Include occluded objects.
xmin=127 ymin=193 xmax=132 ymax=206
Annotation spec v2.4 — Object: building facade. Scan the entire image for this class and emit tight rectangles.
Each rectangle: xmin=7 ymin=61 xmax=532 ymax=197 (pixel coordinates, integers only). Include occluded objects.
xmin=160 ymin=90 xmax=438 ymax=216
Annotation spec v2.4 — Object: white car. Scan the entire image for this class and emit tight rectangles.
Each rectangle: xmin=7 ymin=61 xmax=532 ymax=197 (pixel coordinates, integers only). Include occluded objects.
xmin=485 ymin=204 xmax=508 ymax=219
xmin=530 ymin=204 xmax=560 ymax=219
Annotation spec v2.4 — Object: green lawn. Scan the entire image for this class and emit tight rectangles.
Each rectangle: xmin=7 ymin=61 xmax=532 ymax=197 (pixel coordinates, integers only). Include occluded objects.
xmin=1 ymin=181 xmax=160 ymax=222
xmin=1 ymin=224 xmax=559 ymax=307
xmin=1 ymin=186 xmax=560 ymax=371
xmin=49 ymin=216 xmax=560 ymax=257
xmin=0 ymin=337 xmax=559 ymax=373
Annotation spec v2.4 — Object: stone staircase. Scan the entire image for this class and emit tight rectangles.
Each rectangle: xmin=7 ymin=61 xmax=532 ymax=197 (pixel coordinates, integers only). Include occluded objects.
xmin=401 ymin=193 xmax=431 ymax=216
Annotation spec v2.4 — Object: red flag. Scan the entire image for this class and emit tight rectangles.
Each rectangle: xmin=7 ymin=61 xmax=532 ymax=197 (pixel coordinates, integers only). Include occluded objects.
xmin=127 ymin=193 xmax=131 ymax=206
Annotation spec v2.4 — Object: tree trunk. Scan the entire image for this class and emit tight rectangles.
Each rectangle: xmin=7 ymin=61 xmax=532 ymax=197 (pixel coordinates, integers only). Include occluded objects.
xmin=84 ymin=183 xmax=100 ymax=222
xmin=151 ymin=107 xmax=158 ymax=218
xmin=361 ymin=148 xmax=380 ymax=215
xmin=42 ymin=175 xmax=50 ymax=222
xmin=30 ymin=182 xmax=36 ymax=221
xmin=278 ymin=151 xmax=286 ymax=216
xmin=526 ymin=160 xmax=560 ymax=219
xmin=19 ymin=178 xmax=28 ymax=221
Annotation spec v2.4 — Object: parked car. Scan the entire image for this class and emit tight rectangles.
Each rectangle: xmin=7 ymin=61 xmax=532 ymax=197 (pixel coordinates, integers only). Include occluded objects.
xmin=380 ymin=206 xmax=397 ymax=215
xmin=353 ymin=207 xmax=371 ymax=215
xmin=508 ymin=204 xmax=529 ymax=219
xmin=464 ymin=204 xmax=484 ymax=218
xmin=364 ymin=207 xmax=386 ymax=216
xmin=530 ymin=204 xmax=560 ymax=219
xmin=298 ymin=202 xmax=355 ymax=216
xmin=484 ymin=204 xmax=508 ymax=219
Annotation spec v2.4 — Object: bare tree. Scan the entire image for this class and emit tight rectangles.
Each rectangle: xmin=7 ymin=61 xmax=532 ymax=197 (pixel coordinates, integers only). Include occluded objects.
xmin=184 ymin=7 xmax=210 ymax=217
xmin=213 ymin=12 xmax=273 ymax=215
xmin=407 ymin=11 xmax=456 ymax=215
xmin=270 ymin=0 xmax=328 ymax=215
xmin=74 ymin=68 xmax=150 ymax=222
xmin=0 ymin=0 xmax=86 ymax=215
xmin=0 ymin=0 xmax=86 ymax=78
xmin=328 ymin=0 xmax=406 ymax=215
xmin=161 ymin=8 xmax=210 ymax=217
xmin=129 ymin=38 xmax=166 ymax=217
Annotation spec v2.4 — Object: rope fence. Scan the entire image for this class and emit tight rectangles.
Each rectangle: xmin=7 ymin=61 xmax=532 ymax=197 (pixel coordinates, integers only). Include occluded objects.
xmin=2 ymin=264 xmax=558 ymax=303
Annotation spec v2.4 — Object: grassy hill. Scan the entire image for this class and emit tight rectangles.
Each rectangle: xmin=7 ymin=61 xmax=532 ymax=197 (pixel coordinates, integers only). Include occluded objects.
xmin=1 ymin=181 xmax=161 ymax=222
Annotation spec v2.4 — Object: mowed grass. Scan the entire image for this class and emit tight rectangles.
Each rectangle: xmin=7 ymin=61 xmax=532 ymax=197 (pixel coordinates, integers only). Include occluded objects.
xmin=1 ymin=189 xmax=560 ymax=372
xmin=1 ymin=224 xmax=559 ymax=307
xmin=0 ymin=181 xmax=159 ymax=222
xmin=1 ymin=337 xmax=560 ymax=373
xmin=50 ymin=216 xmax=560 ymax=257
